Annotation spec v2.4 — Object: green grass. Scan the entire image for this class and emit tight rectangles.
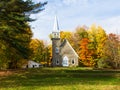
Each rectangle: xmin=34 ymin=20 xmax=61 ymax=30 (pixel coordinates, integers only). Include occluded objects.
xmin=0 ymin=67 xmax=120 ymax=90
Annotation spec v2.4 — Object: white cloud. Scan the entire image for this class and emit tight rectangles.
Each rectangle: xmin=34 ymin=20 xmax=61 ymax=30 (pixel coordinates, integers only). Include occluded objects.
xmin=62 ymin=0 xmax=89 ymax=6
xmin=62 ymin=0 xmax=77 ymax=5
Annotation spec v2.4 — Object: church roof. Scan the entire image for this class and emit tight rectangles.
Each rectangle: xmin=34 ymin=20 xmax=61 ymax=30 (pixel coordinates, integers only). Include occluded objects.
xmin=60 ymin=39 xmax=66 ymax=47
xmin=60 ymin=39 xmax=79 ymax=57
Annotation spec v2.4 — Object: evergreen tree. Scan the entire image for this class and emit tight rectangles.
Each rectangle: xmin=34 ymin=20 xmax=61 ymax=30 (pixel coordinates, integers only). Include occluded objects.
xmin=0 ymin=0 xmax=47 ymax=69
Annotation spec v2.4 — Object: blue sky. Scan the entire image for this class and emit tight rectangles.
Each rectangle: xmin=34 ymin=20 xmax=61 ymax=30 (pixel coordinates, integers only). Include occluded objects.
xmin=30 ymin=0 xmax=120 ymax=41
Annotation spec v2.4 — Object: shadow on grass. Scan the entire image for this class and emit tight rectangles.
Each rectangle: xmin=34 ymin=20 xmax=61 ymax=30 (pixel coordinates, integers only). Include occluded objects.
xmin=0 ymin=67 xmax=120 ymax=88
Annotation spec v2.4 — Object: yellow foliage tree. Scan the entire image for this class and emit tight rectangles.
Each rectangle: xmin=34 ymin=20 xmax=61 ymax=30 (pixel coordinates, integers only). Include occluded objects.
xmin=87 ymin=24 xmax=107 ymax=67
xmin=29 ymin=39 xmax=52 ymax=66
xmin=29 ymin=39 xmax=45 ymax=63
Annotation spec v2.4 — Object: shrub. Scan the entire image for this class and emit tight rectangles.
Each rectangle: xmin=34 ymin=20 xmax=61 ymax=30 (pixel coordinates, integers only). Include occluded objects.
xmin=97 ymin=57 xmax=112 ymax=69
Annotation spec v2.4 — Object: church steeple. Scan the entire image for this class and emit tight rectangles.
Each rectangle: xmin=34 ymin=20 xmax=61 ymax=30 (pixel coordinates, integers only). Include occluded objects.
xmin=51 ymin=15 xmax=61 ymax=67
xmin=53 ymin=15 xmax=59 ymax=32
xmin=52 ymin=15 xmax=60 ymax=38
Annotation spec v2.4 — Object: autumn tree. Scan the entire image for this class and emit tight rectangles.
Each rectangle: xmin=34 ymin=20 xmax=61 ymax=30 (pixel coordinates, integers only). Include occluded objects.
xmin=60 ymin=31 xmax=73 ymax=44
xmin=60 ymin=31 xmax=78 ymax=52
xmin=46 ymin=44 xmax=52 ymax=66
xmin=0 ymin=0 xmax=47 ymax=69
xmin=79 ymin=38 xmax=94 ymax=66
xmin=74 ymin=26 xmax=88 ymax=53
xmin=29 ymin=39 xmax=45 ymax=63
xmin=29 ymin=39 xmax=52 ymax=66
xmin=73 ymin=26 xmax=93 ymax=66
xmin=87 ymin=24 xmax=107 ymax=68
xmin=103 ymin=33 xmax=120 ymax=68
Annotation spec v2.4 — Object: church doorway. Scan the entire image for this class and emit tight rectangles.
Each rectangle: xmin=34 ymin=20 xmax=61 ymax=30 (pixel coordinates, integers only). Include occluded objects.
xmin=62 ymin=56 xmax=69 ymax=66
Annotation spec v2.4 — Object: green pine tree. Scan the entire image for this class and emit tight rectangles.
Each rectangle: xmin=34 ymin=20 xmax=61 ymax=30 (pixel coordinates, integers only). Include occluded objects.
xmin=0 ymin=0 xmax=47 ymax=69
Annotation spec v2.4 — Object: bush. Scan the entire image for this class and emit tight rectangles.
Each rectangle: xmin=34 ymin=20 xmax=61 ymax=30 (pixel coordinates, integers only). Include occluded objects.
xmin=97 ymin=57 xmax=112 ymax=69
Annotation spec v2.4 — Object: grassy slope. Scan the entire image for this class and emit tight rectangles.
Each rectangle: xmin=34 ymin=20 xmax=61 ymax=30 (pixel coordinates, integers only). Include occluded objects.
xmin=0 ymin=67 xmax=120 ymax=90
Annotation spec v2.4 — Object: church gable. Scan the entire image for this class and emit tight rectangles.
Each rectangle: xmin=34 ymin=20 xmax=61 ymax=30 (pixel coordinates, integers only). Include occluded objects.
xmin=60 ymin=39 xmax=78 ymax=67
xmin=60 ymin=39 xmax=78 ymax=57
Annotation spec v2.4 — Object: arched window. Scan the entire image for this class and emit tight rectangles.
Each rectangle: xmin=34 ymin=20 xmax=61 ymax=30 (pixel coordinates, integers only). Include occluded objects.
xmin=62 ymin=56 xmax=69 ymax=66
xmin=72 ymin=59 xmax=75 ymax=64
xmin=56 ymin=59 xmax=59 ymax=65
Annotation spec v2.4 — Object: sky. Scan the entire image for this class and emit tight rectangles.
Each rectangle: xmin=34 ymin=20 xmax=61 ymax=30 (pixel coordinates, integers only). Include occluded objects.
xmin=29 ymin=0 xmax=120 ymax=41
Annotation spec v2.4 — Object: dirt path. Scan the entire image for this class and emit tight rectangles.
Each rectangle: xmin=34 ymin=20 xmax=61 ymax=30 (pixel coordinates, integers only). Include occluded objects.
xmin=0 ymin=70 xmax=13 ymax=76
xmin=0 ymin=69 xmax=26 ymax=76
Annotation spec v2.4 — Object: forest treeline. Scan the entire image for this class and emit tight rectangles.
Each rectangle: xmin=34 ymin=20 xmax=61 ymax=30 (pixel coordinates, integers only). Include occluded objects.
xmin=60 ymin=25 xmax=120 ymax=69
xmin=0 ymin=0 xmax=120 ymax=69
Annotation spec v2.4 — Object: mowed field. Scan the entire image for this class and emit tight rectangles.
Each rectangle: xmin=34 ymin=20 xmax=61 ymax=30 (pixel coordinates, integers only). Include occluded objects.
xmin=0 ymin=67 xmax=120 ymax=90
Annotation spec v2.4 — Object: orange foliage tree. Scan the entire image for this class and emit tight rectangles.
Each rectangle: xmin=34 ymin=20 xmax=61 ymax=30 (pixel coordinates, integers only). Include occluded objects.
xmin=79 ymin=38 xmax=94 ymax=66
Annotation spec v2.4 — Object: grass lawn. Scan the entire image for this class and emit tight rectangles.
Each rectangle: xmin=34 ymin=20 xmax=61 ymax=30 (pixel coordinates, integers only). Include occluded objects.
xmin=0 ymin=67 xmax=120 ymax=90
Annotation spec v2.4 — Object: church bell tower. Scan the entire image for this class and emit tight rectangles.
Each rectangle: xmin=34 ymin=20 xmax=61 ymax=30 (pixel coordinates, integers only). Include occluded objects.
xmin=51 ymin=15 xmax=61 ymax=66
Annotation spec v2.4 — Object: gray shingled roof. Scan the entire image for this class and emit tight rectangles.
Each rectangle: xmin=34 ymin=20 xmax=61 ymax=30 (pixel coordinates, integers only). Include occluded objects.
xmin=60 ymin=39 xmax=79 ymax=57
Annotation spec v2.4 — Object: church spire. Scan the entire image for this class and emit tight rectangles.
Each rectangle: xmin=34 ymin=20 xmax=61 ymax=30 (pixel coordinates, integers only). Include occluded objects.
xmin=52 ymin=15 xmax=60 ymax=38
xmin=53 ymin=15 xmax=59 ymax=32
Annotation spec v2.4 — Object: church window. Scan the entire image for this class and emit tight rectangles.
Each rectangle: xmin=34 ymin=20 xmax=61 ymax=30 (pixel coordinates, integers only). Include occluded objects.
xmin=56 ymin=59 xmax=59 ymax=65
xmin=72 ymin=59 xmax=75 ymax=64
xmin=62 ymin=56 xmax=69 ymax=66
xmin=33 ymin=65 xmax=34 ymax=68
xmin=55 ymin=47 xmax=59 ymax=53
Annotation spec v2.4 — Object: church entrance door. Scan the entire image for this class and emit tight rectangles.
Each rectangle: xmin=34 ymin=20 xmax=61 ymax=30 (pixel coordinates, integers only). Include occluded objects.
xmin=62 ymin=56 xmax=69 ymax=66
